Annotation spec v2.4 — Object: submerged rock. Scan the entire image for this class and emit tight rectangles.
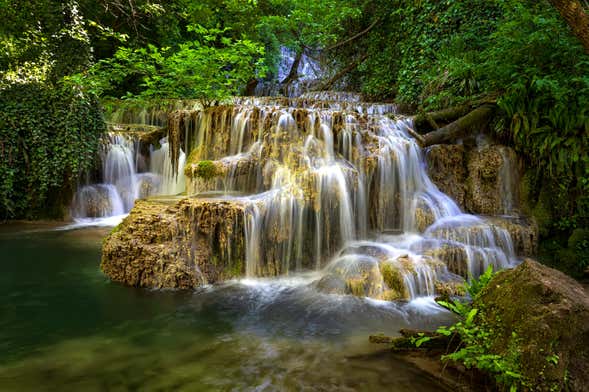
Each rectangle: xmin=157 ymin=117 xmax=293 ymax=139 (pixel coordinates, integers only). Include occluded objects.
xmin=101 ymin=198 xmax=247 ymax=289
xmin=475 ymin=259 xmax=589 ymax=391
xmin=315 ymin=254 xmax=452 ymax=301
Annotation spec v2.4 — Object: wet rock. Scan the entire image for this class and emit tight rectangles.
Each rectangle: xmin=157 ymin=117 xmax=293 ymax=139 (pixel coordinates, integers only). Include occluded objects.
xmin=475 ymin=259 xmax=589 ymax=391
xmin=316 ymin=255 xmax=414 ymax=300
xmin=101 ymin=198 xmax=247 ymax=289
xmin=413 ymin=205 xmax=435 ymax=232
xmin=334 ymin=258 xmax=384 ymax=299
xmin=426 ymin=144 xmax=466 ymax=209
xmin=485 ymin=216 xmax=538 ymax=257
xmin=424 ymin=244 xmax=469 ymax=278
xmin=465 ymin=145 xmax=519 ymax=215
xmin=379 ymin=260 xmax=410 ymax=300
xmin=427 ymin=144 xmax=523 ymax=217
xmin=314 ymin=274 xmax=347 ymax=295
xmin=72 ymin=185 xmax=117 ymax=218
xmin=434 ymin=280 xmax=465 ymax=301
xmin=185 ymin=176 xmax=219 ymax=196
xmin=184 ymin=155 xmax=261 ymax=195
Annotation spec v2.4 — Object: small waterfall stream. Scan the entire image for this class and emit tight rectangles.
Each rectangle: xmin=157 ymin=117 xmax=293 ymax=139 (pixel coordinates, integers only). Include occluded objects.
xmin=71 ymin=133 xmax=185 ymax=222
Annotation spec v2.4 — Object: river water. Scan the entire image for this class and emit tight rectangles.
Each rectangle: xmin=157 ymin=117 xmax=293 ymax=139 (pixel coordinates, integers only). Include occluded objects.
xmin=0 ymin=223 xmax=456 ymax=391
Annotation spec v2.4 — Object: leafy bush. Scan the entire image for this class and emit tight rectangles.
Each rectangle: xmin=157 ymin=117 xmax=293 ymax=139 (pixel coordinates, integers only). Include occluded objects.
xmin=0 ymin=82 xmax=104 ymax=219
xmin=71 ymin=25 xmax=266 ymax=107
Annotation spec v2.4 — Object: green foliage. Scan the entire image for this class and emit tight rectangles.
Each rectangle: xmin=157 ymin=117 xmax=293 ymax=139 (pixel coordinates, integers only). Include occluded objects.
xmin=434 ymin=267 xmax=526 ymax=390
xmin=465 ymin=265 xmax=495 ymax=298
xmin=0 ymin=82 xmax=104 ymax=219
xmin=75 ymin=25 xmax=266 ymax=106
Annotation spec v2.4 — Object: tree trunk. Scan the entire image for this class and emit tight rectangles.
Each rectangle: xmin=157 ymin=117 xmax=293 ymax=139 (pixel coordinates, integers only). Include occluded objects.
xmin=548 ymin=0 xmax=589 ymax=54
xmin=281 ymin=49 xmax=303 ymax=85
xmin=244 ymin=79 xmax=258 ymax=96
xmin=423 ymin=104 xmax=495 ymax=147
xmin=413 ymin=97 xmax=497 ymax=133
xmin=369 ymin=329 xmax=459 ymax=351
xmin=414 ymin=105 xmax=472 ymax=132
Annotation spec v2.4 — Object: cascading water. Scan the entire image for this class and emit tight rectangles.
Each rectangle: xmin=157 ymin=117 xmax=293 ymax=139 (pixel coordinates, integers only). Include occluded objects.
xmin=173 ymin=94 xmax=519 ymax=300
xmin=71 ymin=132 xmax=186 ymax=223
xmin=255 ymin=47 xmax=324 ymax=97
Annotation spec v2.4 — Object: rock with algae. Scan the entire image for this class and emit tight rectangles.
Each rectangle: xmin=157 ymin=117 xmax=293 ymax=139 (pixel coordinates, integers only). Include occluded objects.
xmin=315 ymin=256 xmax=414 ymax=301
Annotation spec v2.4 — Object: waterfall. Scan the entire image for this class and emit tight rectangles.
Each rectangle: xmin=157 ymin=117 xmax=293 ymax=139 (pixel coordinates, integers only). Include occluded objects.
xmin=71 ymin=132 xmax=186 ymax=221
xmin=175 ymin=94 xmax=518 ymax=299
xmin=84 ymin=91 xmax=519 ymax=300
xmin=150 ymin=137 xmax=186 ymax=196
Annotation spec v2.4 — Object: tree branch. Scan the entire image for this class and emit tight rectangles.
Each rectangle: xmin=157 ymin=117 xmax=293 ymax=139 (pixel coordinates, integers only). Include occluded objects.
xmin=320 ymin=53 xmax=368 ymax=91
xmin=422 ymin=104 xmax=496 ymax=147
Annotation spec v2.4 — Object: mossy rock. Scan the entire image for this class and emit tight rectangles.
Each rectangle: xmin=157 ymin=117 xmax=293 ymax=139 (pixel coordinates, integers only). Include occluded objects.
xmin=434 ymin=280 xmax=465 ymax=301
xmin=379 ymin=261 xmax=409 ymax=300
xmin=194 ymin=160 xmax=220 ymax=179
xmin=345 ymin=278 xmax=367 ymax=297
xmin=101 ymin=198 xmax=248 ymax=289
xmin=474 ymin=259 xmax=589 ymax=391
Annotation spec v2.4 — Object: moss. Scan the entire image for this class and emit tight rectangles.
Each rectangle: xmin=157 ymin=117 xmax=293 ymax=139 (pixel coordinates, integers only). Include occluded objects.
xmin=185 ymin=148 xmax=201 ymax=167
xmin=110 ymin=223 xmax=122 ymax=235
xmin=381 ymin=289 xmax=403 ymax=301
xmin=346 ymin=278 xmax=366 ymax=297
xmin=380 ymin=262 xmax=408 ymax=299
xmin=472 ymin=260 xmax=589 ymax=391
xmin=192 ymin=160 xmax=220 ymax=180
xmin=183 ymin=148 xmax=218 ymax=178
xmin=532 ymin=197 xmax=553 ymax=238
xmin=568 ymin=228 xmax=589 ymax=249
xmin=518 ymin=169 xmax=535 ymax=217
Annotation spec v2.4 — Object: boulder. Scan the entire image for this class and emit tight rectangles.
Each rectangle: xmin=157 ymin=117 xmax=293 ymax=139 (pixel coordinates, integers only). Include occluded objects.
xmin=475 ymin=259 xmax=589 ymax=391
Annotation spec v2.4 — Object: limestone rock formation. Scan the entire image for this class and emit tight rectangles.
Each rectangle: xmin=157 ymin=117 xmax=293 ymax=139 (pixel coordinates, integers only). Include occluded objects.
xmin=486 ymin=215 xmax=538 ymax=256
xmin=101 ymin=198 xmax=247 ymax=289
xmin=426 ymin=144 xmax=466 ymax=209
xmin=465 ymin=145 xmax=519 ymax=215
xmin=426 ymin=144 xmax=521 ymax=217
xmin=475 ymin=259 xmax=589 ymax=391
